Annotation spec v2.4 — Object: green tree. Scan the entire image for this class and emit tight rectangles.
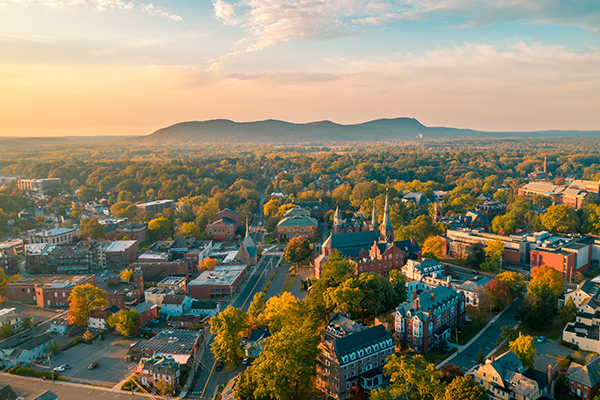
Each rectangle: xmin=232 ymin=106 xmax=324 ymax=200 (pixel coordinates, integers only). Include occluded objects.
xmin=474 ymin=347 xmax=486 ymax=365
xmin=250 ymin=324 xmax=321 ymax=400
xmin=22 ymin=316 xmax=32 ymax=329
xmin=110 ymin=201 xmax=135 ymax=218
xmin=496 ymin=325 xmax=519 ymax=344
xmin=284 ymin=236 xmax=311 ymax=267
xmin=509 ymin=332 xmax=536 ymax=368
xmin=307 ymin=225 xmax=322 ymax=243
xmin=371 ymin=354 xmax=445 ymax=400
xmin=67 ymin=284 xmax=107 ymax=326
xmin=107 ymin=309 xmax=141 ymax=336
xmin=541 ymin=204 xmax=581 ymax=233
xmin=0 ymin=322 xmax=14 ymax=338
xmin=442 ymin=375 xmax=488 ymax=400
xmin=484 ymin=239 xmax=504 ymax=270
xmin=77 ymin=186 xmax=98 ymax=203
xmin=559 ymin=297 xmax=578 ymax=327
xmin=180 ymin=222 xmax=202 ymax=238
xmin=80 ymin=217 xmax=105 ymax=239
xmin=155 ymin=380 xmax=173 ymax=395
xmin=210 ymin=306 xmax=250 ymax=364
xmin=495 ymin=271 xmax=526 ymax=295
xmin=148 ymin=217 xmax=173 ymax=239
xmin=248 ymin=292 xmax=267 ymax=322
xmin=517 ymin=294 xmax=555 ymax=329
xmin=257 ymin=292 xmax=306 ymax=333
xmin=466 ymin=242 xmax=486 ymax=269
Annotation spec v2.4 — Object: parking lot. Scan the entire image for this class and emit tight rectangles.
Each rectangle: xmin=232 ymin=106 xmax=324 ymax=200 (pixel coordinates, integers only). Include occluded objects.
xmin=37 ymin=334 xmax=139 ymax=388
xmin=4 ymin=303 xmax=63 ymax=325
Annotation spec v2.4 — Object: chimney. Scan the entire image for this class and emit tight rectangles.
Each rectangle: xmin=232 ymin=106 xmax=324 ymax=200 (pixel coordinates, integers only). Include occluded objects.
xmin=413 ymin=289 xmax=417 ymax=300
xmin=415 ymin=297 xmax=419 ymax=310
xmin=431 ymin=293 xmax=435 ymax=303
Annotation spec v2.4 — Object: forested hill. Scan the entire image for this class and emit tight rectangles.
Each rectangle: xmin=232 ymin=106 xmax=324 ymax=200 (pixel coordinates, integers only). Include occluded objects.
xmin=141 ymin=118 xmax=600 ymax=144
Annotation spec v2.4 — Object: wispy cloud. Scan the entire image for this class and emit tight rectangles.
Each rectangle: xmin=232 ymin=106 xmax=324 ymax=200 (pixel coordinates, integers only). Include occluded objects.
xmin=0 ymin=0 xmax=182 ymax=20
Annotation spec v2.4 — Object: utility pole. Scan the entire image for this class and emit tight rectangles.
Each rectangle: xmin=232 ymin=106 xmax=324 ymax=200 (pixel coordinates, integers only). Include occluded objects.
xmin=48 ymin=355 xmax=54 ymax=383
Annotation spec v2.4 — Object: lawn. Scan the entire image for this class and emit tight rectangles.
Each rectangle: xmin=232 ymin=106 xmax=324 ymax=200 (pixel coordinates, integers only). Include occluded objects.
xmin=281 ymin=272 xmax=299 ymax=293
xmin=517 ymin=319 xmax=563 ymax=341
xmin=423 ymin=347 xmax=457 ymax=365
xmin=448 ymin=319 xmax=487 ymax=346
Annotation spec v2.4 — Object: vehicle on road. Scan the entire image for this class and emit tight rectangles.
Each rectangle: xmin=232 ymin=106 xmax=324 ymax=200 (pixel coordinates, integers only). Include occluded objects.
xmin=88 ymin=361 xmax=99 ymax=370
xmin=537 ymin=336 xmax=545 ymax=343
xmin=62 ymin=364 xmax=71 ymax=369
xmin=472 ymin=270 xmax=479 ymax=275
xmin=53 ymin=366 xmax=65 ymax=372
xmin=243 ymin=358 xmax=250 ymax=365
xmin=216 ymin=360 xmax=224 ymax=371
xmin=151 ymin=318 xmax=160 ymax=324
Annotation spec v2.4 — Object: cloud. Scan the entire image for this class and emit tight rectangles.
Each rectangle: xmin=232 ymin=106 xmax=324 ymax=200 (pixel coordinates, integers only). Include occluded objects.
xmin=0 ymin=0 xmax=183 ymax=20
xmin=140 ymin=3 xmax=182 ymax=21
xmin=212 ymin=0 xmax=600 ymax=57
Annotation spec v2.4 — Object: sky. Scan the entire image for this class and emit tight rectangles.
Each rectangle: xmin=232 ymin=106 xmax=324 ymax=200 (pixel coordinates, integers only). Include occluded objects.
xmin=1 ymin=0 xmax=600 ymax=137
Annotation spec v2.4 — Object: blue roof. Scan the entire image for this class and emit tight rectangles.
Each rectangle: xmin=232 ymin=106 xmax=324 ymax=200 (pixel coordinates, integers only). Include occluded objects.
xmin=328 ymin=230 xmax=381 ymax=249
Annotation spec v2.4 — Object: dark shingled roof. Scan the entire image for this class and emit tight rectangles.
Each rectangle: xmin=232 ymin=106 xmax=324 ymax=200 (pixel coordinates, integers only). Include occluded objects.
xmin=16 ymin=333 xmax=53 ymax=350
xmin=334 ymin=324 xmax=392 ymax=358
xmin=0 ymin=385 xmax=18 ymax=400
xmin=249 ymin=329 xmax=271 ymax=342
xmin=568 ymin=356 xmax=600 ymax=387
xmin=163 ymin=294 xmax=186 ymax=305
xmin=326 ymin=231 xmax=381 ymax=249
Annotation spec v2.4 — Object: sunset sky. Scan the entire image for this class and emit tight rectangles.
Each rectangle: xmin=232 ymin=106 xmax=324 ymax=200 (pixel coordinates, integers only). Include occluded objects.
xmin=1 ymin=0 xmax=600 ymax=136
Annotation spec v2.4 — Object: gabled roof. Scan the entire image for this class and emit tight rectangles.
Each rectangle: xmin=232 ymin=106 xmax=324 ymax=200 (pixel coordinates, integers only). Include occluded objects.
xmin=163 ymin=295 xmax=186 ymax=305
xmin=190 ymin=299 xmax=218 ymax=310
xmin=393 ymin=239 xmax=421 ymax=254
xmin=209 ymin=217 xmax=237 ymax=227
xmin=334 ymin=325 xmax=393 ymax=362
xmin=327 ymin=230 xmax=381 ymax=249
xmin=486 ymin=351 xmax=524 ymax=382
xmin=396 ymin=286 xmax=459 ymax=320
xmin=568 ymin=356 xmax=600 ymax=387
xmin=16 ymin=333 xmax=53 ymax=351
xmin=277 ymin=216 xmax=318 ymax=227
xmin=0 ymin=385 xmax=18 ymax=400
xmin=249 ymin=329 xmax=271 ymax=342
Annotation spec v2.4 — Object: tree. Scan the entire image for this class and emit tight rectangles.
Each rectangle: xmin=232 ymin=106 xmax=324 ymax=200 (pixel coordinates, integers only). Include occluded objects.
xmin=284 ymin=236 xmax=311 ymax=267
xmin=509 ymin=332 xmax=536 ymax=368
xmin=422 ymin=236 xmax=445 ymax=258
xmin=68 ymin=284 xmax=107 ymax=326
xmin=556 ymin=355 xmax=572 ymax=370
xmin=77 ymin=186 xmax=98 ymax=203
xmin=80 ymin=217 xmax=105 ymax=239
xmin=439 ymin=363 xmax=465 ymax=384
xmin=466 ymin=242 xmax=486 ymax=269
xmin=495 ymin=271 xmax=526 ymax=295
xmin=107 ymin=309 xmax=141 ymax=336
xmin=248 ymin=292 xmax=267 ymax=322
xmin=148 ymin=217 xmax=173 ymax=239
xmin=0 ymin=322 xmax=13 ymax=338
xmin=155 ymin=380 xmax=173 ymax=395
xmin=198 ymin=257 xmax=219 ymax=273
xmin=474 ymin=348 xmax=486 ymax=365
xmin=210 ymin=306 xmax=250 ymax=364
xmin=527 ymin=265 xmax=565 ymax=306
xmin=559 ymin=297 xmax=578 ymax=327
xmin=257 ymin=292 xmax=306 ymax=333
xmin=442 ymin=375 xmax=488 ymax=400
xmin=371 ymin=354 xmax=445 ymax=400
xmin=496 ymin=325 xmax=519 ymax=344
xmin=83 ymin=330 xmax=94 ymax=341
xmin=180 ymin=222 xmax=202 ymax=238
xmin=22 ymin=316 xmax=32 ymax=329
xmin=517 ymin=294 xmax=555 ymax=329
xmin=263 ymin=199 xmax=280 ymax=218
xmin=541 ymin=204 xmax=581 ymax=233
xmin=250 ymin=323 xmax=320 ymax=400
xmin=307 ymin=226 xmax=322 ymax=243
xmin=483 ymin=279 xmax=511 ymax=310
xmin=483 ymin=239 xmax=504 ymax=271
xmin=120 ymin=268 xmax=134 ymax=282
xmin=110 ymin=201 xmax=135 ymax=218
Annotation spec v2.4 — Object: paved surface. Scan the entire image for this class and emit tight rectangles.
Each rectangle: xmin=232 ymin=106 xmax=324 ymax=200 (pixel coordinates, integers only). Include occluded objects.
xmin=450 ymin=298 xmax=522 ymax=372
xmin=3 ymin=303 xmax=62 ymax=325
xmin=264 ymin=263 xmax=289 ymax=298
xmin=289 ymin=266 xmax=313 ymax=300
xmin=35 ymin=335 xmax=138 ymax=387
xmin=0 ymin=374 xmax=142 ymax=400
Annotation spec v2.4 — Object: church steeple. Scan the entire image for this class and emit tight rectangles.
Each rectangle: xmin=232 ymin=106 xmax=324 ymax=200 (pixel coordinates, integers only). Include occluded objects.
xmin=380 ymin=191 xmax=393 ymax=241
xmin=334 ymin=206 xmax=342 ymax=226
xmin=245 ymin=218 xmax=249 ymax=238
xmin=371 ymin=200 xmax=379 ymax=231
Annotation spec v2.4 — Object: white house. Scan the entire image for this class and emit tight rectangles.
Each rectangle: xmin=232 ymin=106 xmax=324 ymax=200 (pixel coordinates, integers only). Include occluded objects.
xmin=187 ymin=299 xmax=221 ymax=317
xmin=0 ymin=334 xmax=54 ymax=368
xmin=161 ymin=295 xmax=193 ymax=317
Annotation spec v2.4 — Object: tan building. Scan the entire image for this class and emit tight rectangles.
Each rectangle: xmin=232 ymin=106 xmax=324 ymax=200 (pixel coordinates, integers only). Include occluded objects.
xmin=276 ymin=215 xmax=318 ymax=241
xmin=206 ymin=218 xmax=237 ymax=241
xmin=157 ymin=276 xmax=186 ymax=294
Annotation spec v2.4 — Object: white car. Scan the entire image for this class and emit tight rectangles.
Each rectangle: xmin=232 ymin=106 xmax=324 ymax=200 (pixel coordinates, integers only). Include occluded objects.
xmin=53 ymin=366 xmax=66 ymax=372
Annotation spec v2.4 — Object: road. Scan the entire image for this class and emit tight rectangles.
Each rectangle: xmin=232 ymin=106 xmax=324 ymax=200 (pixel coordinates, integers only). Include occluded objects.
xmin=450 ymin=298 xmax=523 ymax=372
xmin=0 ymin=374 xmax=139 ymax=400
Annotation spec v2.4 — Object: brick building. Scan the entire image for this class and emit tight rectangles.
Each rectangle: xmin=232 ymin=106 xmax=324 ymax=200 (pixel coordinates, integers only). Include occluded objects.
xmin=135 ymin=302 xmax=158 ymax=326
xmin=213 ymin=209 xmax=239 ymax=228
xmin=135 ymin=261 xmax=188 ymax=285
xmin=157 ymin=276 xmax=187 ymax=294
xmin=355 ymin=239 xmax=421 ymax=276
xmin=567 ymin=356 xmax=600 ymax=399
xmin=32 ymin=227 xmax=75 ymax=245
xmin=187 ymin=265 xmax=247 ymax=299
xmin=105 ymin=223 xmax=147 ymax=241
xmin=292 ymin=200 xmax=331 ymax=219
xmin=206 ymin=218 xmax=237 ymax=241
xmin=316 ymin=313 xmax=394 ymax=399
xmin=103 ymin=240 xmax=138 ymax=270
xmin=394 ymin=285 xmax=465 ymax=353
xmin=103 ymin=269 xmax=144 ymax=309
xmin=7 ymin=275 xmax=96 ymax=308
xmin=136 ymin=199 xmax=174 ymax=216
xmin=276 ymin=216 xmax=318 ymax=241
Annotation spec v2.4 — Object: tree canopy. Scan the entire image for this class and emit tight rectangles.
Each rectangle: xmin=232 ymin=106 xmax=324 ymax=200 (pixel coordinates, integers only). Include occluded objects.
xmin=67 ymin=284 xmax=107 ymax=326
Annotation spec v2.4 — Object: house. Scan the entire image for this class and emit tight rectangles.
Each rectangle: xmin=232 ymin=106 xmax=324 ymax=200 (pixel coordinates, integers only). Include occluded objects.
xmin=144 ymin=287 xmax=174 ymax=306
xmin=474 ymin=350 xmax=545 ymax=400
xmin=161 ymin=295 xmax=193 ymax=317
xmin=394 ymin=285 xmax=465 ymax=352
xmin=157 ymin=276 xmax=187 ymax=294
xmin=245 ymin=329 xmax=271 ymax=358
xmin=167 ymin=314 xmax=200 ymax=329
xmin=291 ymin=200 xmax=331 ymax=219
xmin=566 ymin=356 xmax=600 ymax=399
xmin=0 ymin=385 xmax=18 ymax=400
xmin=103 ymin=270 xmax=144 ymax=309
xmin=187 ymin=299 xmax=220 ymax=317
xmin=562 ymin=280 xmax=600 ymax=308
xmin=135 ymin=302 xmax=158 ymax=326
xmin=0 ymin=311 xmax=23 ymax=331
xmin=30 ymin=390 xmax=59 ymax=400
xmin=402 ymin=259 xmax=444 ymax=281
xmin=316 ymin=316 xmax=395 ymax=399
xmin=139 ymin=356 xmax=181 ymax=388
xmin=455 ymin=276 xmax=492 ymax=307
xmin=0 ymin=334 xmax=54 ymax=368
xmin=48 ymin=318 xmax=70 ymax=335
xmin=87 ymin=305 xmax=120 ymax=330
xmin=222 ymin=374 xmax=240 ymax=400
xmin=401 ymin=192 xmax=431 ymax=206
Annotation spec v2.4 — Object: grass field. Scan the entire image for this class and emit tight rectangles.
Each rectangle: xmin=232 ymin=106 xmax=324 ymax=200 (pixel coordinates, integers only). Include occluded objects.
xmin=448 ymin=319 xmax=487 ymax=346
xmin=517 ymin=319 xmax=562 ymax=341
xmin=281 ymin=273 xmax=299 ymax=293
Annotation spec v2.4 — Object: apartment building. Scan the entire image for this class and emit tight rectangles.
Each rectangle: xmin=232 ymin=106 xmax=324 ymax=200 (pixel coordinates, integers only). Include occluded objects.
xmin=6 ymin=275 xmax=96 ymax=308
xmin=136 ymin=199 xmax=174 ymax=216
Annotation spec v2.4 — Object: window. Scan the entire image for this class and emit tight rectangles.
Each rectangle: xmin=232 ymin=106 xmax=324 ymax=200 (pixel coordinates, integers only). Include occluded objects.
xmin=493 ymin=376 xmax=497 ymax=382
xmin=483 ymin=372 xmax=487 ymax=378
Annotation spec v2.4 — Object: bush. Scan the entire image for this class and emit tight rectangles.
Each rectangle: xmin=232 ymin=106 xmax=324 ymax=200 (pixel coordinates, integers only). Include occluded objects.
xmin=70 ymin=336 xmax=85 ymax=345
xmin=560 ymin=340 xmax=579 ymax=350
xmin=11 ymin=367 xmax=59 ymax=380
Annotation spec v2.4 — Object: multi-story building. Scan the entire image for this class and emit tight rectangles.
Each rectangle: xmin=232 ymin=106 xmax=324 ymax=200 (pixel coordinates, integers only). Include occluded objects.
xmin=136 ymin=200 xmax=174 ymax=216
xmin=17 ymin=178 xmax=61 ymax=191
xmin=32 ymin=227 xmax=75 ymax=245
xmin=276 ymin=216 xmax=318 ymax=241
xmin=394 ymin=285 xmax=465 ymax=352
xmin=474 ymin=351 xmax=546 ymax=400
xmin=135 ymin=302 xmax=158 ymax=326
xmin=136 ymin=261 xmax=188 ymax=285
xmin=206 ymin=218 xmax=237 ymax=241
xmin=144 ymin=287 xmax=174 ymax=306
xmin=102 ymin=240 xmax=138 ymax=270
xmin=562 ymin=280 xmax=600 ymax=352
xmin=187 ymin=265 xmax=248 ymax=300
xmin=139 ymin=356 xmax=181 ymax=388
xmin=157 ymin=276 xmax=186 ymax=294
xmin=0 ymin=248 xmax=19 ymax=275
xmin=183 ymin=241 xmax=213 ymax=274
xmin=127 ymin=329 xmax=201 ymax=366
xmin=105 ymin=223 xmax=148 ymax=241
xmin=161 ymin=295 xmax=193 ymax=317
xmin=7 ymin=275 xmax=96 ymax=308
xmin=475 ymin=200 xmax=507 ymax=220
xmin=213 ymin=209 xmax=240 ymax=229
xmin=355 ymin=240 xmax=422 ymax=277
xmin=87 ymin=305 xmax=120 ymax=330
xmin=316 ymin=313 xmax=394 ymax=399
xmin=292 ymin=200 xmax=331 ymax=219
xmin=566 ymin=356 xmax=600 ymax=400
xmin=401 ymin=259 xmax=443 ymax=281
xmin=103 ymin=270 xmax=144 ymax=309
xmin=519 ymin=182 xmax=590 ymax=210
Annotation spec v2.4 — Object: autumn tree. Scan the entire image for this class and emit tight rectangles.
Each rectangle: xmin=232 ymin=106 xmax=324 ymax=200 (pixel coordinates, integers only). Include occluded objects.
xmin=481 ymin=239 xmax=504 ymax=271
xmin=495 ymin=271 xmax=526 ymax=296
xmin=83 ymin=330 xmax=94 ymax=341
xmin=148 ymin=217 xmax=173 ymax=239
xmin=80 ymin=217 xmax=105 ymax=239
xmin=68 ymin=284 xmax=107 ymax=326
xmin=559 ymin=297 xmax=578 ymax=326
xmin=517 ymin=294 xmax=555 ymax=329
xmin=541 ymin=204 xmax=580 ymax=233
xmin=527 ymin=265 xmax=565 ymax=306
xmin=422 ymin=236 xmax=445 ymax=258
xmin=250 ymin=323 xmax=320 ymax=400
xmin=509 ymin=332 xmax=536 ymax=368
xmin=210 ymin=306 xmax=250 ymax=364
xmin=179 ymin=222 xmax=202 ymax=238
xmin=284 ymin=236 xmax=311 ymax=267
xmin=263 ymin=199 xmax=280 ymax=218
xmin=198 ymin=257 xmax=219 ymax=273
xmin=120 ymin=268 xmax=134 ymax=282
xmin=248 ymin=292 xmax=267 ymax=323
xmin=371 ymin=354 xmax=445 ymax=400
xmin=439 ymin=363 xmax=465 ymax=384
xmin=442 ymin=375 xmax=488 ymax=400
xmin=483 ymin=279 xmax=511 ymax=310
xmin=257 ymin=292 xmax=306 ymax=333
xmin=155 ymin=380 xmax=173 ymax=395
xmin=107 ymin=309 xmax=141 ymax=336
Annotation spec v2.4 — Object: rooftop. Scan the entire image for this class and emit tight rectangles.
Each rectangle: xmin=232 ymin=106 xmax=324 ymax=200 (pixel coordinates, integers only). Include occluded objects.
xmin=137 ymin=200 xmax=174 ymax=207
xmin=189 ymin=265 xmax=247 ymax=287
xmin=162 ymin=295 xmax=186 ymax=305
xmin=158 ymin=276 xmax=186 ymax=286
xmin=105 ymin=240 xmax=137 ymax=253
xmin=277 ymin=216 xmax=318 ymax=227
xmin=7 ymin=275 xmax=93 ymax=287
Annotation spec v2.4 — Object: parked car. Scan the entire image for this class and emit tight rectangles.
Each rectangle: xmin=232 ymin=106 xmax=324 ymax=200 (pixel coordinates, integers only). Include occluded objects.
xmin=537 ymin=336 xmax=545 ymax=343
xmin=53 ymin=366 xmax=65 ymax=372
xmin=472 ymin=270 xmax=479 ymax=275
xmin=151 ymin=319 xmax=160 ymax=324
xmin=216 ymin=360 xmax=224 ymax=371
xmin=88 ymin=362 xmax=99 ymax=370
xmin=243 ymin=358 xmax=250 ymax=365
xmin=62 ymin=364 xmax=71 ymax=370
